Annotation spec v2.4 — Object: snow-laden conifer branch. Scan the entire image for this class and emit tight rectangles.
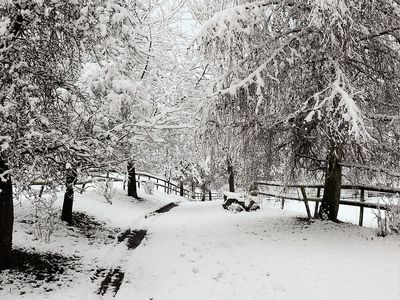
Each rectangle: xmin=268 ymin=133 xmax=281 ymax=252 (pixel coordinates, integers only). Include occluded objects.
xmin=194 ymin=1 xmax=267 ymax=42
xmin=192 ymin=0 xmax=293 ymax=53
xmin=303 ymin=61 xmax=370 ymax=141
xmin=214 ymin=29 xmax=306 ymax=98
xmin=339 ymin=162 xmax=400 ymax=178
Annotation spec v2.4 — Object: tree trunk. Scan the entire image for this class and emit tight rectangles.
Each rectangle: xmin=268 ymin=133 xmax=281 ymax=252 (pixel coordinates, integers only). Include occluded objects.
xmin=127 ymin=162 xmax=138 ymax=199
xmin=209 ymin=190 xmax=212 ymax=201
xmin=318 ymin=147 xmax=342 ymax=221
xmin=201 ymin=183 xmax=206 ymax=201
xmin=0 ymin=157 xmax=13 ymax=269
xmin=179 ymin=182 xmax=184 ymax=197
xmin=61 ymin=168 xmax=77 ymax=225
xmin=227 ymin=157 xmax=235 ymax=192
xmin=191 ymin=181 xmax=195 ymax=199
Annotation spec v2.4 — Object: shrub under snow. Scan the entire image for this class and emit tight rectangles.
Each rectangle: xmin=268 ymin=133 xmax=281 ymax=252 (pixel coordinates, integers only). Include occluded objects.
xmin=143 ymin=180 xmax=155 ymax=195
xmin=374 ymin=197 xmax=400 ymax=237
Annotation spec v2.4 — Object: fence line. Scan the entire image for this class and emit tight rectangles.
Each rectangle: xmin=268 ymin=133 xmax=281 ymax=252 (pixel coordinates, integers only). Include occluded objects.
xmin=88 ymin=172 xmax=219 ymax=200
xmin=254 ymin=181 xmax=398 ymax=226
xmin=135 ymin=171 xmax=218 ymax=201
xmin=31 ymin=171 xmax=218 ymax=200
xmin=254 ymin=181 xmax=400 ymax=194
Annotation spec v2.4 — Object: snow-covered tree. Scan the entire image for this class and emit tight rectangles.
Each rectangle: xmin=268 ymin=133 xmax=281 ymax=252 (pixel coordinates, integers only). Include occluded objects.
xmin=117 ymin=0 xmax=210 ymax=190
xmin=193 ymin=0 xmax=400 ymax=221
xmin=0 ymin=0 xmax=151 ymax=266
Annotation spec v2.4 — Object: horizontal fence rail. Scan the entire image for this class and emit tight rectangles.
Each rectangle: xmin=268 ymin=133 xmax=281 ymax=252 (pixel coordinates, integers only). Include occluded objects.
xmin=135 ymin=171 xmax=218 ymax=200
xmin=256 ymin=191 xmax=389 ymax=210
xmin=135 ymin=172 xmax=190 ymax=196
xmin=254 ymin=181 xmax=399 ymax=226
xmin=29 ymin=171 xmax=219 ymax=200
xmin=254 ymin=181 xmax=400 ymax=194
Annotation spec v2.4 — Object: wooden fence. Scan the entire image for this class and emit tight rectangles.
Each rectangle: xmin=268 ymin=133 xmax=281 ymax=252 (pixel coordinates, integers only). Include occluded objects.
xmin=135 ymin=172 xmax=218 ymax=200
xmin=253 ymin=181 xmax=399 ymax=226
xmin=31 ymin=172 xmax=219 ymax=201
xmin=91 ymin=172 xmax=218 ymax=200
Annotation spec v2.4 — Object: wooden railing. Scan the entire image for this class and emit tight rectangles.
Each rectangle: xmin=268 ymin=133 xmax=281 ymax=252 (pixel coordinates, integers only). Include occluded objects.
xmin=253 ymin=181 xmax=399 ymax=226
xmin=30 ymin=171 xmax=219 ymax=200
xmin=135 ymin=172 xmax=189 ymax=196
xmin=135 ymin=172 xmax=218 ymax=200
xmin=87 ymin=172 xmax=218 ymax=200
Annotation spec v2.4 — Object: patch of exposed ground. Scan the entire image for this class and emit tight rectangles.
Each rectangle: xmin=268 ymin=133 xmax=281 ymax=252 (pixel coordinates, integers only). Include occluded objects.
xmin=3 ymin=211 xmax=121 ymax=296
xmin=0 ymin=248 xmax=80 ymax=296
xmin=145 ymin=202 xmax=179 ymax=218
xmin=117 ymin=229 xmax=147 ymax=250
xmin=92 ymin=267 xmax=125 ymax=296
xmin=69 ymin=211 xmax=119 ymax=244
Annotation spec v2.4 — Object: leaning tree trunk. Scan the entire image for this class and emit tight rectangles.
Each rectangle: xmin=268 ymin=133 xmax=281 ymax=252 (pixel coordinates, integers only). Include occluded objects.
xmin=61 ymin=167 xmax=77 ymax=225
xmin=319 ymin=147 xmax=342 ymax=221
xmin=127 ymin=162 xmax=138 ymax=199
xmin=0 ymin=157 xmax=13 ymax=269
xmin=227 ymin=157 xmax=235 ymax=192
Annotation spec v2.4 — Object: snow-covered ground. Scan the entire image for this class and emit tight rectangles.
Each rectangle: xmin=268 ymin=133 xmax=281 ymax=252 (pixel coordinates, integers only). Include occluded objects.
xmin=1 ymin=184 xmax=399 ymax=300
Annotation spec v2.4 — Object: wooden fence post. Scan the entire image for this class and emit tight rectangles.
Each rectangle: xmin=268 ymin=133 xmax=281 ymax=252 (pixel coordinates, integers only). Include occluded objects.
xmin=156 ymin=179 xmax=158 ymax=190
xmin=300 ymin=186 xmax=312 ymax=220
xmin=137 ymin=174 xmax=141 ymax=189
xmin=209 ymin=190 xmax=212 ymax=201
xmin=38 ymin=185 xmax=45 ymax=198
xmin=314 ymin=187 xmax=321 ymax=218
xmin=359 ymin=188 xmax=365 ymax=226
xmin=81 ymin=182 xmax=87 ymax=193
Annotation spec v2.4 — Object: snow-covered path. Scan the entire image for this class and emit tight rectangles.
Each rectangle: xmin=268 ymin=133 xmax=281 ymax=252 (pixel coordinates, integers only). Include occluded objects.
xmin=116 ymin=201 xmax=400 ymax=300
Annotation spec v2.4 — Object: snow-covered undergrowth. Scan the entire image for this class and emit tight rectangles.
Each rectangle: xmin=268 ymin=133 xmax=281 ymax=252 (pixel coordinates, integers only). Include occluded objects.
xmin=1 ymin=183 xmax=185 ymax=299
xmin=1 ymin=184 xmax=399 ymax=300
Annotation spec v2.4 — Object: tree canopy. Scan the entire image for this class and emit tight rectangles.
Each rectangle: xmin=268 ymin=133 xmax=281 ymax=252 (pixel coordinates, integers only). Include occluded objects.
xmin=193 ymin=0 xmax=400 ymax=219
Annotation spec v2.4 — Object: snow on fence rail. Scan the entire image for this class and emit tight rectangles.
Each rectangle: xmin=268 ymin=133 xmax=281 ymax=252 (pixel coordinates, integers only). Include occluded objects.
xmin=253 ymin=181 xmax=399 ymax=226
xmin=135 ymin=172 xmax=218 ymax=200
xmin=30 ymin=172 xmax=219 ymax=200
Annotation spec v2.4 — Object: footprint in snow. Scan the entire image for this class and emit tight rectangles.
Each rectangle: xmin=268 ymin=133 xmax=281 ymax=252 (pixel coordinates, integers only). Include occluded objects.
xmin=213 ymin=271 xmax=224 ymax=281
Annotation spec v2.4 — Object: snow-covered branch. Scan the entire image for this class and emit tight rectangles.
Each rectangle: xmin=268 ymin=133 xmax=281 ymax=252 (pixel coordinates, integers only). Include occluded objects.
xmin=303 ymin=62 xmax=371 ymax=141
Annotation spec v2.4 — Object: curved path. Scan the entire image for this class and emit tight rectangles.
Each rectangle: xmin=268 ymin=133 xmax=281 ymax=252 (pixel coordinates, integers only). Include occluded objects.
xmin=115 ymin=201 xmax=400 ymax=300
